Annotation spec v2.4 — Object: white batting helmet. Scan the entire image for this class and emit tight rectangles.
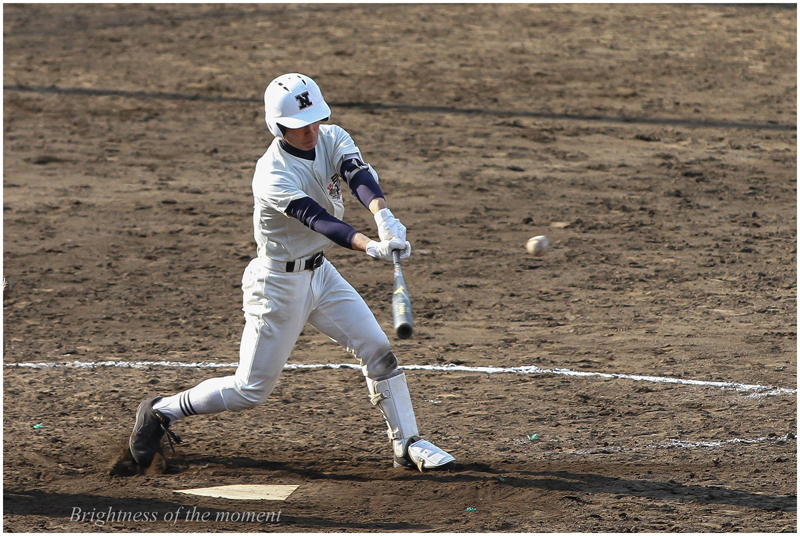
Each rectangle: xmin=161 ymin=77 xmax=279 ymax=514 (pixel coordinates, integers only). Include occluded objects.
xmin=264 ymin=73 xmax=331 ymax=138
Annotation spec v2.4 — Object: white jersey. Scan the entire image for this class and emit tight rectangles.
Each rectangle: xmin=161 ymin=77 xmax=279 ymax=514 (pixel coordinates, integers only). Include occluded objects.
xmin=251 ymin=124 xmax=366 ymax=261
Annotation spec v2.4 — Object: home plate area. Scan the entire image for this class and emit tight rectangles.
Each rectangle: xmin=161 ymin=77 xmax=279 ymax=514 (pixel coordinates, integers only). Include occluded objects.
xmin=174 ymin=484 xmax=299 ymax=501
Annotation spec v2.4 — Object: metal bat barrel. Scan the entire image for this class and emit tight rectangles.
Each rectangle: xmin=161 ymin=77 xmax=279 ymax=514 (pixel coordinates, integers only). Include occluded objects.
xmin=392 ymin=250 xmax=413 ymax=339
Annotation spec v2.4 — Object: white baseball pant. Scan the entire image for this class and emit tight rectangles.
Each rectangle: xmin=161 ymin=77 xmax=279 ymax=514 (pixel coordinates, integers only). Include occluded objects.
xmin=170 ymin=257 xmax=394 ymax=418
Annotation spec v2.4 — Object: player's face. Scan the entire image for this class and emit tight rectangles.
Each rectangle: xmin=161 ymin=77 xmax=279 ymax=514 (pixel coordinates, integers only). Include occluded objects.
xmin=283 ymin=121 xmax=321 ymax=151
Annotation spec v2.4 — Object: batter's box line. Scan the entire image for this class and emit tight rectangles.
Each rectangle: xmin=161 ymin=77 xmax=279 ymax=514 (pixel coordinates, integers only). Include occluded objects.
xmin=4 ymin=360 xmax=796 ymax=396
xmin=572 ymin=433 xmax=797 ymax=455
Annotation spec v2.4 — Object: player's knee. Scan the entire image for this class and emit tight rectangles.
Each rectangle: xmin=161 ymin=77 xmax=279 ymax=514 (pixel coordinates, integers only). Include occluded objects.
xmin=362 ymin=350 xmax=400 ymax=380
xmin=220 ymin=381 xmax=270 ymax=411
xmin=358 ymin=334 xmax=391 ymax=362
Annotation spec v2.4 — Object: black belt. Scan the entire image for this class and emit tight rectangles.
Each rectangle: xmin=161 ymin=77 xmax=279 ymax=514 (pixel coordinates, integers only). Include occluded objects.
xmin=286 ymin=251 xmax=324 ymax=272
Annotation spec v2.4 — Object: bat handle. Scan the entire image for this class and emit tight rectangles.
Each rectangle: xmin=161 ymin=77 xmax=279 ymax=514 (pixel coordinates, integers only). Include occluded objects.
xmin=392 ymin=249 xmax=401 ymax=265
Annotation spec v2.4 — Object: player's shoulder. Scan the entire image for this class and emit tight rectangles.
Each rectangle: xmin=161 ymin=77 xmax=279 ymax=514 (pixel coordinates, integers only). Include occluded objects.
xmin=318 ymin=123 xmax=352 ymax=142
xmin=254 ymin=140 xmax=292 ymax=179
xmin=319 ymin=123 xmax=346 ymax=135
xmin=257 ymin=139 xmax=286 ymax=165
xmin=317 ymin=124 xmax=359 ymax=158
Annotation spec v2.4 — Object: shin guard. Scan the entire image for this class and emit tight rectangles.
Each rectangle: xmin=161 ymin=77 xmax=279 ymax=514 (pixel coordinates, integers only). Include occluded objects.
xmin=366 ymin=372 xmax=455 ymax=470
xmin=366 ymin=372 xmax=419 ymax=465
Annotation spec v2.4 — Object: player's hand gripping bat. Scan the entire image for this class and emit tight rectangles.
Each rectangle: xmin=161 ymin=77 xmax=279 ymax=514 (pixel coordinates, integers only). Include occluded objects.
xmin=392 ymin=249 xmax=413 ymax=339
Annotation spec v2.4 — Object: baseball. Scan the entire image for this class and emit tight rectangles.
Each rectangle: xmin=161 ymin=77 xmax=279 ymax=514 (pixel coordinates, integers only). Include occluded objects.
xmin=526 ymin=235 xmax=550 ymax=256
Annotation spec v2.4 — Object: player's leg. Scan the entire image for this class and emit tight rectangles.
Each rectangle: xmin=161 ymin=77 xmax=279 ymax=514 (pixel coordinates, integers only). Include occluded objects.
xmin=152 ymin=313 xmax=303 ymax=420
xmin=129 ymin=263 xmax=313 ymax=466
xmin=307 ymin=261 xmax=454 ymax=470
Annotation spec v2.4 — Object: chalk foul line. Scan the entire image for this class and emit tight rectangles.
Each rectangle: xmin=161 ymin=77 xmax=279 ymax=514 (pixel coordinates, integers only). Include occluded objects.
xmin=572 ymin=433 xmax=797 ymax=455
xmin=4 ymin=360 xmax=795 ymax=396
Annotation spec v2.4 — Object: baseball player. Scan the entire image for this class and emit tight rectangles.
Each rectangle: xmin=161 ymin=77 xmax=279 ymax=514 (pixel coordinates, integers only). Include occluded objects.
xmin=129 ymin=73 xmax=455 ymax=472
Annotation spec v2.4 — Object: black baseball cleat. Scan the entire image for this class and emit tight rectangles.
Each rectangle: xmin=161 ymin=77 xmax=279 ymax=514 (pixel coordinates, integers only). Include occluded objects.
xmin=129 ymin=396 xmax=181 ymax=467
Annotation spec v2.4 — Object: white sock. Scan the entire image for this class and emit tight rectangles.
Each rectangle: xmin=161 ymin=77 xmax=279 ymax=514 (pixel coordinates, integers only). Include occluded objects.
xmin=153 ymin=376 xmax=231 ymax=423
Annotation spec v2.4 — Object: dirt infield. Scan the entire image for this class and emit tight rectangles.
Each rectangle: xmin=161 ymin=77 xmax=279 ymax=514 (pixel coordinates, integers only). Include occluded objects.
xmin=3 ymin=3 xmax=797 ymax=532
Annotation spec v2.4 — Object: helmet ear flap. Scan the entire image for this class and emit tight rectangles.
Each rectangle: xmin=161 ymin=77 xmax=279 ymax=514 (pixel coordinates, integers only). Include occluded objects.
xmin=265 ymin=114 xmax=283 ymax=138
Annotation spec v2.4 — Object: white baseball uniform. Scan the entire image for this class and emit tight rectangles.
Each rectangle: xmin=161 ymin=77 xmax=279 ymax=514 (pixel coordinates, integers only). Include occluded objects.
xmin=154 ymin=124 xmax=392 ymax=416
xmin=136 ymin=72 xmax=454 ymax=471
xmin=252 ymin=124 xmax=364 ymax=261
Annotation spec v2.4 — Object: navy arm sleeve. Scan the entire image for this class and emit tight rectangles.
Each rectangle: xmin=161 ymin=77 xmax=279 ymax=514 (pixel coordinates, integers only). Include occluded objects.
xmin=285 ymin=196 xmax=359 ymax=250
xmin=340 ymin=158 xmax=384 ymax=208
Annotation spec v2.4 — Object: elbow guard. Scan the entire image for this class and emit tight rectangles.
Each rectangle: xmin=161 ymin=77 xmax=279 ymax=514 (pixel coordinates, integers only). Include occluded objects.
xmin=341 ymin=157 xmax=380 ymax=184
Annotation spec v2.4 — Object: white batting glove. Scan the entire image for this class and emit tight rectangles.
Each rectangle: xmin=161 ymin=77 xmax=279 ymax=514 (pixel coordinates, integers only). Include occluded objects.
xmin=395 ymin=239 xmax=411 ymax=260
xmin=374 ymin=208 xmax=407 ymax=243
xmin=365 ymin=237 xmax=411 ymax=262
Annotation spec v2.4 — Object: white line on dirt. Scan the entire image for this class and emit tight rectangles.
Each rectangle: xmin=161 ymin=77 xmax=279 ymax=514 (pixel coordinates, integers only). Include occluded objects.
xmin=572 ymin=433 xmax=796 ymax=455
xmin=4 ymin=360 xmax=796 ymax=395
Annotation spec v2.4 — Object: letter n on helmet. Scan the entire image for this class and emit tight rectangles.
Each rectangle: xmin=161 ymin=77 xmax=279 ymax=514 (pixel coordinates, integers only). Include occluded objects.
xmin=264 ymin=73 xmax=331 ymax=138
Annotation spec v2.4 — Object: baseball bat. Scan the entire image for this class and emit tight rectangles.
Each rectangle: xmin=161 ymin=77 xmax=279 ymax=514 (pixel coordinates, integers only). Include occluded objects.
xmin=391 ymin=249 xmax=413 ymax=339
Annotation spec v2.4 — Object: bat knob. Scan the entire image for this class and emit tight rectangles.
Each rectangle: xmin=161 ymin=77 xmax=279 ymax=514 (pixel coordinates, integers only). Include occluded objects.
xmin=395 ymin=324 xmax=413 ymax=339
